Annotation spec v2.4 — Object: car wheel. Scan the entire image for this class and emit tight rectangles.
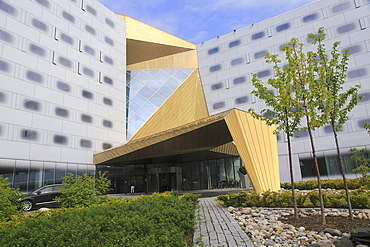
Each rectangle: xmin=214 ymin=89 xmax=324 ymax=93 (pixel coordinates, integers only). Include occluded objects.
xmin=23 ymin=200 xmax=33 ymax=211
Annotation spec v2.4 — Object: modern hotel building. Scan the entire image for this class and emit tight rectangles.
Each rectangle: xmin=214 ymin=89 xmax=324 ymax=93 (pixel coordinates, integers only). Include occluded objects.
xmin=1 ymin=0 xmax=369 ymax=193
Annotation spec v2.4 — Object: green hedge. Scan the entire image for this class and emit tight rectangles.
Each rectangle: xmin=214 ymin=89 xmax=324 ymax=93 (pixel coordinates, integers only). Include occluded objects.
xmin=281 ymin=177 xmax=368 ymax=190
xmin=0 ymin=192 xmax=200 ymax=247
xmin=217 ymin=189 xmax=370 ymax=209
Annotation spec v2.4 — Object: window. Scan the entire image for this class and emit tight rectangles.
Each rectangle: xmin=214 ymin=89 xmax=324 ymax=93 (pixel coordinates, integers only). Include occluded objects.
xmin=235 ymin=96 xmax=248 ymax=104
xmin=294 ymin=130 xmax=308 ymax=138
xmin=360 ymin=92 xmax=370 ymax=103
xmin=85 ymin=5 xmax=97 ymax=16
xmin=104 ymin=56 xmax=114 ymax=65
xmin=60 ymin=33 xmax=74 ymax=45
xmin=80 ymin=139 xmax=92 ymax=148
xmin=32 ymin=18 xmax=48 ymax=32
xmin=62 ymin=11 xmax=75 ymax=23
xmin=358 ymin=118 xmax=370 ymax=128
xmin=21 ymin=129 xmax=38 ymax=140
xmin=209 ymin=64 xmax=221 ymax=73
xmin=231 ymin=57 xmax=244 ymax=66
xmin=54 ymin=135 xmax=67 ymax=144
xmin=0 ymin=1 xmax=16 ymax=15
xmin=81 ymin=114 xmax=92 ymax=123
xmin=0 ymin=91 xmax=5 ymax=103
xmin=83 ymin=45 xmax=95 ymax=56
xmin=254 ymin=50 xmax=268 ymax=59
xmin=323 ymin=125 xmax=333 ymax=134
xmin=24 ymin=100 xmax=40 ymax=111
xmin=229 ymin=40 xmax=241 ymax=48
xmin=347 ymin=68 xmax=367 ymax=79
xmin=103 ymin=76 xmax=113 ymax=85
xmin=257 ymin=69 xmax=271 ymax=78
xmin=102 ymin=143 xmax=112 ymax=150
xmin=0 ymin=60 xmax=9 ymax=72
xmin=332 ymin=2 xmax=351 ymax=13
xmin=208 ymin=47 xmax=219 ymax=55
xmin=211 ymin=82 xmax=223 ymax=90
xmin=26 ymin=71 xmax=43 ymax=83
xmin=105 ymin=18 xmax=115 ymax=28
xmin=251 ymin=31 xmax=265 ymax=40
xmin=35 ymin=0 xmax=50 ymax=8
xmin=82 ymin=90 xmax=93 ymax=99
xmin=85 ymin=25 xmax=96 ymax=36
xmin=104 ymin=36 xmax=114 ymax=46
xmin=342 ymin=45 xmax=362 ymax=55
xmin=58 ymin=56 xmax=72 ymax=68
xmin=0 ymin=29 xmax=13 ymax=43
xmin=337 ymin=23 xmax=356 ymax=34
xmin=279 ymin=43 xmax=288 ymax=51
xmin=55 ymin=107 xmax=68 ymax=117
xmin=103 ymin=97 xmax=112 ymax=106
xmin=82 ymin=67 xmax=94 ymax=78
xmin=302 ymin=13 xmax=319 ymax=23
xmin=103 ymin=120 xmax=112 ymax=128
xmin=276 ymin=23 xmax=291 ymax=32
xmin=213 ymin=101 xmax=225 ymax=110
xmin=57 ymin=81 xmax=70 ymax=92
xmin=233 ymin=76 xmax=246 ymax=85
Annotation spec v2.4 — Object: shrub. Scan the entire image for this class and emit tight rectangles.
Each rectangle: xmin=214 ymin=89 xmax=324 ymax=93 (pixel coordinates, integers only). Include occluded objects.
xmin=281 ymin=178 xmax=364 ymax=190
xmin=0 ymin=192 xmax=197 ymax=246
xmin=0 ymin=176 xmax=24 ymax=222
xmin=326 ymin=190 xmax=347 ymax=208
xmin=55 ymin=171 xmax=111 ymax=208
xmin=350 ymin=189 xmax=370 ymax=208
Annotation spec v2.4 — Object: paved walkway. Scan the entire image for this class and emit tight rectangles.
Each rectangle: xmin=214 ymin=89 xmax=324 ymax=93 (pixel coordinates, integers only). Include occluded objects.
xmin=193 ymin=197 xmax=255 ymax=247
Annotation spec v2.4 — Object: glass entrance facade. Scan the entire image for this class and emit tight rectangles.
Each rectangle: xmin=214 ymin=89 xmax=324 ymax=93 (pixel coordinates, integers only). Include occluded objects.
xmin=97 ymin=157 xmax=243 ymax=194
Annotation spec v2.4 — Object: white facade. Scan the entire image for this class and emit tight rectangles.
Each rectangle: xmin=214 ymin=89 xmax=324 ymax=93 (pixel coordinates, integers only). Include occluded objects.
xmin=197 ymin=0 xmax=370 ymax=182
xmin=0 ymin=0 xmax=126 ymax=191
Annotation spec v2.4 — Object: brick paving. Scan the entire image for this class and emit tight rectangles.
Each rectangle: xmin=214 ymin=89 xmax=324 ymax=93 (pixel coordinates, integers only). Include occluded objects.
xmin=193 ymin=197 xmax=255 ymax=247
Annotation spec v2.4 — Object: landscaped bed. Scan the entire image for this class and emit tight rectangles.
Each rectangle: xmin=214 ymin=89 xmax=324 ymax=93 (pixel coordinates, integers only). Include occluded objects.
xmin=0 ymin=192 xmax=200 ymax=247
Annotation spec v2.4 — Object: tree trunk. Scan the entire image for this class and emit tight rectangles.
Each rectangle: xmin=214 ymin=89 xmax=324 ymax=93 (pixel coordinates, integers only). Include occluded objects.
xmin=332 ymin=125 xmax=353 ymax=219
xmin=287 ymin=133 xmax=298 ymax=218
xmin=306 ymin=116 xmax=326 ymax=225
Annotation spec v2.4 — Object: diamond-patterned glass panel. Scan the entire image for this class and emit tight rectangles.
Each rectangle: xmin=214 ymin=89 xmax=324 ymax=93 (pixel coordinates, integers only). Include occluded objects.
xmin=157 ymin=85 xmax=173 ymax=98
xmin=125 ymin=68 xmax=195 ymax=141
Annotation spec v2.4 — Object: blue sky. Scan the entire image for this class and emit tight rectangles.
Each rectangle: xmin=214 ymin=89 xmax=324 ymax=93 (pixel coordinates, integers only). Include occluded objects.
xmin=99 ymin=0 xmax=318 ymax=44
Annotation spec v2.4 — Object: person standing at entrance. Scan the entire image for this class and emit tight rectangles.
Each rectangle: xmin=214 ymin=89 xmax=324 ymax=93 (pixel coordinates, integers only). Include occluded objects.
xmin=130 ymin=180 xmax=135 ymax=194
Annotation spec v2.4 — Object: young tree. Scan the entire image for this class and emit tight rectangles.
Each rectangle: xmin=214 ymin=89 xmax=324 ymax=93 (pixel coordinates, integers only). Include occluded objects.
xmin=285 ymin=35 xmax=332 ymax=225
xmin=55 ymin=171 xmax=111 ymax=208
xmin=310 ymin=27 xmax=362 ymax=219
xmin=250 ymin=52 xmax=303 ymax=218
xmin=0 ymin=176 xmax=25 ymax=222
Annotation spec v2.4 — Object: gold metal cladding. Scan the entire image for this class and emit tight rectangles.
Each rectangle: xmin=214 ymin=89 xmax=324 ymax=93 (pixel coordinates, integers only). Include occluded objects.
xmin=210 ymin=142 xmax=239 ymax=156
xmin=94 ymin=110 xmax=233 ymax=165
xmin=129 ymin=69 xmax=209 ymax=141
xmin=224 ymin=110 xmax=281 ymax=193
xmin=127 ymin=49 xmax=198 ymax=70
xmin=116 ymin=15 xmax=195 ymax=49
xmin=94 ymin=109 xmax=281 ymax=193
xmin=116 ymin=14 xmax=197 ymax=68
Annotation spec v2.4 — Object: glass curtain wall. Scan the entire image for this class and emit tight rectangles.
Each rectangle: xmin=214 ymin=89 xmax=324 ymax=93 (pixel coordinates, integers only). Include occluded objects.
xmin=0 ymin=158 xmax=96 ymax=192
xmin=98 ymin=157 xmax=244 ymax=193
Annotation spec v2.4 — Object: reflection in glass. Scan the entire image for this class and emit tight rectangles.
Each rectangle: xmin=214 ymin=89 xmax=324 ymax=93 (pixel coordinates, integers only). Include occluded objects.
xmin=337 ymin=23 xmax=356 ymax=34
xmin=32 ymin=18 xmax=48 ymax=32
xmin=0 ymin=60 xmax=9 ymax=72
xmin=62 ymin=11 xmax=75 ymax=23
xmin=0 ymin=29 xmax=13 ymax=43
xmin=138 ymin=87 xmax=155 ymax=98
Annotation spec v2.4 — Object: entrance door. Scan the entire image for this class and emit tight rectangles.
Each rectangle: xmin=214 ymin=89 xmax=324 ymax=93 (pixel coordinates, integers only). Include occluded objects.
xmin=159 ymin=172 xmax=176 ymax=192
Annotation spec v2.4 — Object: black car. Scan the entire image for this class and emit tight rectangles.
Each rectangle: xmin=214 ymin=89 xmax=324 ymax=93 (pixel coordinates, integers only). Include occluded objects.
xmin=23 ymin=184 xmax=63 ymax=211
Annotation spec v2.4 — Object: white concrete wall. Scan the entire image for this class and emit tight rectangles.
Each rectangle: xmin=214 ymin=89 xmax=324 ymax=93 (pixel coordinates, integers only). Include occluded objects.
xmin=198 ymin=0 xmax=370 ymax=182
xmin=0 ymin=0 xmax=127 ymax=165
